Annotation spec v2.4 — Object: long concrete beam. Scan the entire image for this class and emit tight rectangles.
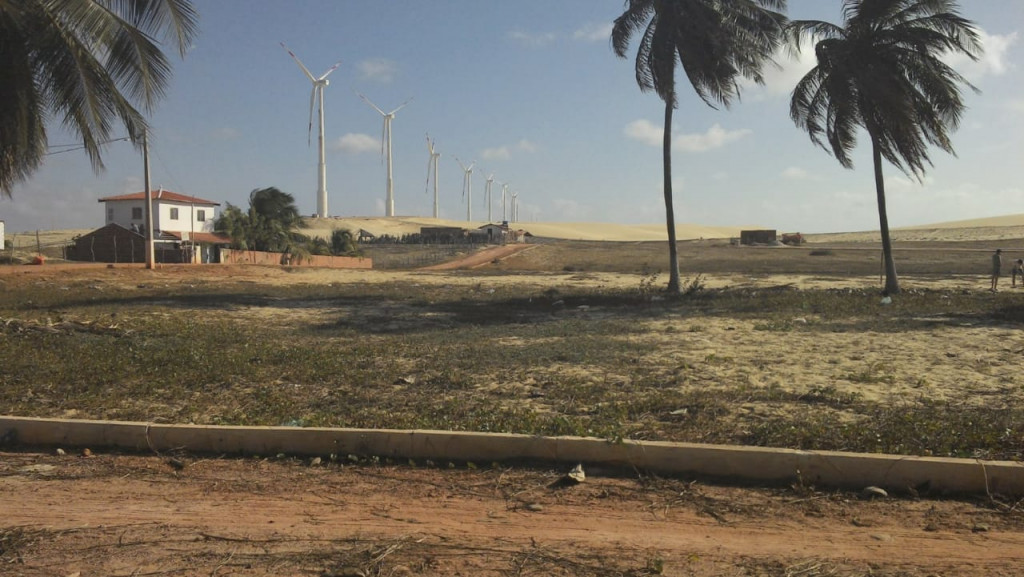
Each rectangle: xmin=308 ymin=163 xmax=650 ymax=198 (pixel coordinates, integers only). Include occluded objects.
xmin=2 ymin=416 xmax=1021 ymax=496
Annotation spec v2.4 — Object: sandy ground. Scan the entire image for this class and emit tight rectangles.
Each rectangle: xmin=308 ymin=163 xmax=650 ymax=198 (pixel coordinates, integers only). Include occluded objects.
xmin=2 ymin=451 xmax=1022 ymax=576
xmin=4 ymin=216 xmax=1024 ymax=575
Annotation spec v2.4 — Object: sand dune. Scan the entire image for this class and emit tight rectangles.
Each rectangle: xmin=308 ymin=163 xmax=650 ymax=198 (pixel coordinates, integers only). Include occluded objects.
xmin=304 ymin=216 xmax=758 ymax=242
xmin=10 ymin=213 xmax=1024 ymax=249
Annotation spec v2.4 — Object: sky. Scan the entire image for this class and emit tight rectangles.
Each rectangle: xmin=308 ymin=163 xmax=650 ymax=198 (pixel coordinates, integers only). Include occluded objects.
xmin=3 ymin=0 xmax=1022 ymax=234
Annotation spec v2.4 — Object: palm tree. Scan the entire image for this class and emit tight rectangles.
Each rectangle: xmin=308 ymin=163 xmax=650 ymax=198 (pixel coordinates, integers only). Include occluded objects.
xmin=214 ymin=187 xmax=308 ymax=253
xmin=0 ymin=0 xmax=198 ymax=196
xmin=787 ymin=0 xmax=981 ymax=295
xmin=612 ymin=0 xmax=787 ymax=293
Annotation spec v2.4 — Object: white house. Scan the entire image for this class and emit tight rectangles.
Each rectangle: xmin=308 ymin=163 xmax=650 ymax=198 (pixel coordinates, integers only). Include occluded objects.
xmin=98 ymin=188 xmax=219 ymax=237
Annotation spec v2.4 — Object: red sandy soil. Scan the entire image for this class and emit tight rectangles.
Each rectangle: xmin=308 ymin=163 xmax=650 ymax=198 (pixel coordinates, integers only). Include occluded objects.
xmin=418 ymin=244 xmax=534 ymax=270
xmin=1 ymin=450 xmax=1022 ymax=576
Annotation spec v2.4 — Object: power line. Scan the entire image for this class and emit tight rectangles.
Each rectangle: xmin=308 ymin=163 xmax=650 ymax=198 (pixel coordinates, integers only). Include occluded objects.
xmin=45 ymin=136 xmax=130 ymax=155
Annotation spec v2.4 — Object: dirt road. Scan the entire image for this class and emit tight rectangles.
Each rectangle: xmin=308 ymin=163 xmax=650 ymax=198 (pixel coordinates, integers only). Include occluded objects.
xmin=2 ymin=451 xmax=1021 ymax=576
xmin=418 ymin=243 xmax=534 ymax=270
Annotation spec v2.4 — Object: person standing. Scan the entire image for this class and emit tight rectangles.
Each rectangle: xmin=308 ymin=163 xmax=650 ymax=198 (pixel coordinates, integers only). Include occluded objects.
xmin=991 ymin=249 xmax=1003 ymax=292
xmin=1013 ymin=259 xmax=1024 ymax=288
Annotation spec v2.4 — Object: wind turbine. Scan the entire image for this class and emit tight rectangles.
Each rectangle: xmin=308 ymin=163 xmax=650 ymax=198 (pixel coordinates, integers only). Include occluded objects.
xmin=499 ymin=182 xmax=509 ymax=223
xmin=484 ymin=173 xmax=495 ymax=222
xmin=455 ymin=157 xmax=475 ymax=221
xmin=510 ymin=189 xmax=519 ymax=223
xmin=281 ymin=43 xmax=340 ymax=218
xmin=425 ymin=135 xmax=441 ymax=218
xmin=359 ymin=94 xmax=412 ymax=217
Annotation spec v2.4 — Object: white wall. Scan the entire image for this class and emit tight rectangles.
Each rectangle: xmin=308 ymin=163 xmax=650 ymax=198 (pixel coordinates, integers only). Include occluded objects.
xmin=104 ymin=200 xmax=216 ymax=234
xmin=156 ymin=202 xmax=216 ymax=234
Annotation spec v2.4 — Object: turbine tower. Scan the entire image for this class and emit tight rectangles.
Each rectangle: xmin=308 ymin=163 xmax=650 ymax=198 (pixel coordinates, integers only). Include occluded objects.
xmin=426 ymin=135 xmax=441 ymax=218
xmin=484 ymin=174 xmax=495 ymax=222
xmin=499 ymin=182 xmax=510 ymax=222
xmin=281 ymin=43 xmax=340 ymax=218
xmin=510 ymin=189 xmax=519 ymax=223
xmin=455 ymin=157 xmax=475 ymax=221
xmin=359 ymin=94 xmax=411 ymax=217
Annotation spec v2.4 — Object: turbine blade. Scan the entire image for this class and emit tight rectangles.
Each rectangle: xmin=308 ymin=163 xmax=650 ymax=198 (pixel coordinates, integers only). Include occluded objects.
xmin=280 ymin=42 xmax=316 ymax=82
xmin=318 ymin=61 xmax=341 ymax=81
xmin=454 ymin=156 xmax=466 ymax=171
xmin=389 ymin=97 xmax=414 ymax=115
xmin=358 ymin=93 xmax=387 ymax=116
xmin=307 ymin=87 xmax=317 ymax=146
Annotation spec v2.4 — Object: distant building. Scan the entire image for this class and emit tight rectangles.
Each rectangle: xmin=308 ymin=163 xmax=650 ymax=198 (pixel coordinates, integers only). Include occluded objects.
xmin=98 ymin=189 xmax=220 ymax=237
xmin=740 ymin=229 xmax=777 ymax=245
xmin=73 ymin=190 xmax=231 ymax=263
xmin=67 ymin=223 xmax=230 ymax=264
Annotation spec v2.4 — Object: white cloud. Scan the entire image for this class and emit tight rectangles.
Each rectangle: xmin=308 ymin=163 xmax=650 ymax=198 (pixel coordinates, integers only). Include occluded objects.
xmin=675 ymin=124 xmax=752 ymax=152
xmin=740 ymin=37 xmax=817 ymax=99
xmin=625 ymin=120 xmax=751 ymax=152
xmin=573 ymin=22 xmax=613 ymax=42
xmin=517 ymin=139 xmax=537 ymax=153
xmin=508 ymin=30 xmax=557 ymax=47
xmin=888 ymin=174 xmax=936 ymax=190
xmin=481 ymin=146 xmax=510 ymax=160
xmin=332 ymin=133 xmax=378 ymax=154
xmin=624 ymin=119 xmax=663 ymax=146
xmin=1006 ymin=99 xmax=1024 ymax=113
xmin=943 ymin=30 xmax=1017 ymax=81
xmin=781 ymin=167 xmax=811 ymax=180
xmin=358 ymin=58 xmax=398 ymax=83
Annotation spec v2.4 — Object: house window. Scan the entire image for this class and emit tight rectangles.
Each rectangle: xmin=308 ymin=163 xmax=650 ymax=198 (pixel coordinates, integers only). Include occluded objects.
xmin=107 ymin=208 xmax=114 ymax=221
xmin=170 ymin=208 xmax=179 ymax=220
xmin=132 ymin=207 xmax=142 ymax=219
xmin=196 ymin=210 xmax=206 ymax=222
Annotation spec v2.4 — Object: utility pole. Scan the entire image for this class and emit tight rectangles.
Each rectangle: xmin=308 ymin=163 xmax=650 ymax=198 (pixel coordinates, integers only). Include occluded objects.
xmin=143 ymin=130 xmax=155 ymax=269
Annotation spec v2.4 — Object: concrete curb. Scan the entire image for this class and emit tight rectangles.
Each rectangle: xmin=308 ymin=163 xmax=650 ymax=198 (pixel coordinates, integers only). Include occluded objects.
xmin=2 ymin=416 xmax=1022 ymax=496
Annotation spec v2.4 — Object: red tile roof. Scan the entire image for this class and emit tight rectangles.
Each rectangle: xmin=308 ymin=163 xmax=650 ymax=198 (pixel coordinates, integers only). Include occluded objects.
xmin=97 ymin=190 xmax=220 ymax=206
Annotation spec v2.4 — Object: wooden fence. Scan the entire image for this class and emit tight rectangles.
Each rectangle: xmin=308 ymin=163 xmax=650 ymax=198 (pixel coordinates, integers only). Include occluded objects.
xmin=220 ymin=248 xmax=372 ymax=269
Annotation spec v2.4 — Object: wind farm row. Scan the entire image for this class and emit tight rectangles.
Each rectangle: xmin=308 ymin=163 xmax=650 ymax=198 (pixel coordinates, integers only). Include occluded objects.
xmin=281 ymin=43 xmax=522 ymax=224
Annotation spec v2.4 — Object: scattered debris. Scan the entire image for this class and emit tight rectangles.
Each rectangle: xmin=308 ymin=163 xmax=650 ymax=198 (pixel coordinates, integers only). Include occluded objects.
xmin=322 ymin=566 xmax=367 ymax=577
xmin=0 ymin=317 xmax=127 ymax=337
xmin=309 ymin=457 xmax=322 ymax=467
xmin=55 ymin=448 xmax=66 ymax=456
xmin=567 ymin=464 xmax=586 ymax=484
xmin=862 ymin=486 xmax=888 ymax=499
xmin=81 ymin=448 xmax=92 ymax=457
xmin=166 ymin=457 xmax=186 ymax=471
xmin=524 ymin=503 xmax=544 ymax=512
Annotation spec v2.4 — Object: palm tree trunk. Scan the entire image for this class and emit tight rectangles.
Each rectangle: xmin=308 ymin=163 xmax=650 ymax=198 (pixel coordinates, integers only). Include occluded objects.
xmin=663 ymin=98 xmax=681 ymax=294
xmin=871 ymin=138 xmax=900 ymax=295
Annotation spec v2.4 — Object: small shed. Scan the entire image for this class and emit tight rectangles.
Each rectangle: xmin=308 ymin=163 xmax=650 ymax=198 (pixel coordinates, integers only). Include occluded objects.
xmin=477 ymin=223 xmax=507 ymax=244
xmin=67 ymin=223 xmax=227 ymax=264
xmin=740 ymin=229 xmax=777 ymax=245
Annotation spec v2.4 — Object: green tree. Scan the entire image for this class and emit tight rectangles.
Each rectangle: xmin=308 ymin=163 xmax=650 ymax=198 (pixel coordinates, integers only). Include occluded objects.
xmin=612 ymin=0 xmax=787 ymax=293
xmin=0 ymin=0 xmax=198 ymax=196
xmin=214 ymin=187 xmax=307 ymax=253
xmin=330 ymin=228 xmax=356 ymax=255
xmin=787 ymin=0 xmax=981 ymax=295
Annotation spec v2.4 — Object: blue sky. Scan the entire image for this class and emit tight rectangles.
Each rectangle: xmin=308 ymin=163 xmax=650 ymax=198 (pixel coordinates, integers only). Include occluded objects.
xmin=4 ymin=0 xmax=1021 ymax=234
